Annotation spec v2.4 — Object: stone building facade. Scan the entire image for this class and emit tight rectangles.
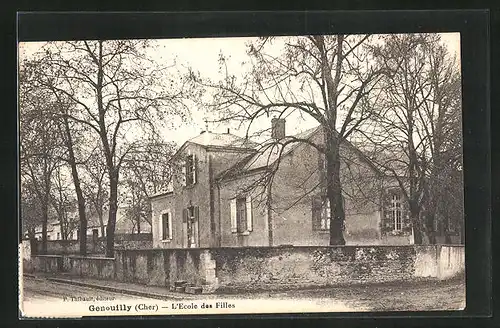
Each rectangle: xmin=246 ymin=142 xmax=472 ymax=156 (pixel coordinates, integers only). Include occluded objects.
xmin=151 ymin=122 xmax=414 ymax=249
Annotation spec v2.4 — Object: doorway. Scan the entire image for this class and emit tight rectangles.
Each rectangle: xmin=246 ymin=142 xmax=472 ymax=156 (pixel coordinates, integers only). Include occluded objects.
xmin=184 ymin=206 xmax=199 ymax=248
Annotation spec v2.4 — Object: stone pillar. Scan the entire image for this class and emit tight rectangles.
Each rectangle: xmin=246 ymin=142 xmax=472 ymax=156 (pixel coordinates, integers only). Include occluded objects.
xmin=200 ymin=250 xmax=218 ymax=293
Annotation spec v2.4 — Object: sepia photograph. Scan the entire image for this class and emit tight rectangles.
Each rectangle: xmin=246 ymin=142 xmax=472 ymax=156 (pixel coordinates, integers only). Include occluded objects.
xmin=19 ymin=32 xmax=466 ymax=318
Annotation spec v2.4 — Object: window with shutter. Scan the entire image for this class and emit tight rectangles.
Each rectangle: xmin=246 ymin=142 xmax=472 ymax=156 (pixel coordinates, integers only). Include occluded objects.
xmin=230 ymin=199 xmax=237 ymax=232
xmin=185 ymin=154 xmax=197 ymax=186
xmin=311 ymin=196 xmax=322 ymax=231
xmin=246 ymin=196 xmax=253 ymax=232
xmin=230 ymin=196 xmax=253 ymax=234
xmin=161 ymin=212 xmax=172 ymax=240
xmin=236 ymin=197 xmax=247 ymax=233
xmin=185 ymin=206 xmax=198 ymax=248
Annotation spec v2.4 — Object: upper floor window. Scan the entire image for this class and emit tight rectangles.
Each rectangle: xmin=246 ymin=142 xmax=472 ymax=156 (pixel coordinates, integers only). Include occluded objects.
xmin=182 ymin=154 xmax=197 ymax=186
xmin=230 ymin=196 xmax=253 ymax=234
xmin=391 ymin=193 xmax=402 ymax=231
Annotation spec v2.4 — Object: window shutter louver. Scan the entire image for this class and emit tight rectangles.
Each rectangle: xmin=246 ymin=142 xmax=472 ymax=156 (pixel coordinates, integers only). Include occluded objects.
xmin=193 ymin=155 xmax=198 ymax=185
xmin=181 ymin=159 xmax=187 ymax=186
xmin=246 ymin=196 xmax=253 ymax=232
xmin=159 ymin=215 xmax=163 ymax=240
xmin=311 ymin=196 xmax=322 ymax=231
xmin=194 ymin=206 xmax=199 ymax=221
xmin=230 ymin=199 xmax=237 ymax=233
xmin=168 ymin=213 xmax=173 ymax=239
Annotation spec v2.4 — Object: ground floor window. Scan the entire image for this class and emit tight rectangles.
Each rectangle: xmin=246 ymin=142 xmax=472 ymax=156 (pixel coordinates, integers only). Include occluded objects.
xmin=160 ymin=212 xmax=172 ymax=240
xmin=391 ymin=193 xmax=403 ymax=231
xmin=230 ymin=196 xmax=253 ymax=234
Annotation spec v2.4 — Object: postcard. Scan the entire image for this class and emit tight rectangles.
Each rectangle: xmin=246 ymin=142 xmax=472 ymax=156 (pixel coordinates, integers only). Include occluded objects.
xmin=19 ymin=31 xmax=465 ymax=318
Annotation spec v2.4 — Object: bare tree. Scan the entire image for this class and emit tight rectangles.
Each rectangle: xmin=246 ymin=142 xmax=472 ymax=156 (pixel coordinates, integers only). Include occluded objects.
xmin=49 ymin=164 xmax=78 ymax=240
xmin=19 ymin=73 xmax=63 ymax=253
xmin=81 ymin=147 xmax=109 ymax=238
xmin=20 ymin=182 xmax=43 ymax=244
xmin=121 ymin=141 xmax=176 ymax=233
xmin=190 ymin=35 xmax=384 ymax=245
xmin=366 ymin=34 xmax=462 ymax=244
xmin=22 ymin=58 xmax=91 ymax=254
xmin=25 ymin=40 xmax=190 ymax=257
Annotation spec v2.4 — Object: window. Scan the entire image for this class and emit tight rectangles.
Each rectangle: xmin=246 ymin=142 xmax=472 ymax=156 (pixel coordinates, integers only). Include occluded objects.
xmin=312 ymin=195 xmax=345 ymax=231
xmin=56 ymin=232 xmax=60 ymax=240
xmin=183 ymin=206 xmax=199 ymax=248
xmin=184 ymin=154 xmax=197 ymax=186
xmin=391 ymin=193 xmax=402 ymax=231
xmin=320 ymin=198 xmax=331 ymax=230
xmin=160 ymin=212 xmax=173 ymax=241
xmin=230 ymin=196 xmax=253 ymax=234
xmin=236 ymin=198 xmax=248 ymax=233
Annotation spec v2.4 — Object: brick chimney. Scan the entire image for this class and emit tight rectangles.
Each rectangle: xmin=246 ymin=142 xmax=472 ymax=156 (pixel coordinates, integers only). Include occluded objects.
xmin=271 ymin=117 xmax=286 ymax=139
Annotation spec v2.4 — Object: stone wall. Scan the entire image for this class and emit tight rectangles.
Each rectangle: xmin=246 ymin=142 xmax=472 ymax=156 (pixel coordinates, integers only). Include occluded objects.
xmin=33 ymin=238 xmax=152 ymax=255
xmin=28 ymin=245 xmax=464 ymax=294
xmin=210 ymin=245 xmax=443 ymax=292
xmin=114 ymin=249 xmax=217 ymax=291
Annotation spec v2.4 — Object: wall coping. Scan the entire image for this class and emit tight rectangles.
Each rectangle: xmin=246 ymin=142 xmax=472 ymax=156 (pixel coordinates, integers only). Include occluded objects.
xmin=33 ymin=255 xmax=64 ymax=258
xmin=67 ymin=255 xmax=115 ymax=260
xmin=116 ymin=244 xmax=464 ymax=252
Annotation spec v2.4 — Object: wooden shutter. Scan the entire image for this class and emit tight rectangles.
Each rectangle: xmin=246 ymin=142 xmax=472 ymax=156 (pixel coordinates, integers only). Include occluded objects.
xmin=158 ymin=215 xmax=163 ymax=240
xmin=162 ymin=213 xmax=171 ymax=240
xmin=230 ymin=199 xmax=237 ymax=233
xmin=182 ymin=208 xmax=188 ymax=223
xmin=168 ymin=213 xmax=173 ymax=239
xmin=194 ymin=206 xmax=199 ymax=221
xmin=193 ymin=155 xmax=198 ymax=185
xmin=311 ymin=196 xmax=322 ymax=231
xmin=246 ymin=196 xmax=253 ymax=232
xmin=181 ymin=158 xmax=187 ymax=186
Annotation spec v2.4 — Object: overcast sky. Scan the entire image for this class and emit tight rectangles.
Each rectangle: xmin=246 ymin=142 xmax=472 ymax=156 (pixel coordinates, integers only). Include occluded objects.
xmin=19 ymin=33 xmax=461 ymax=147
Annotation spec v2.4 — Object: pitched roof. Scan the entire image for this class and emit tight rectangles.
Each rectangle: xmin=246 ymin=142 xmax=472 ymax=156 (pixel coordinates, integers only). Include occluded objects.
xmin=217 ymin=126 xmax=321 ymax=180
xmin=242 ymin=126 xmax=320 ymax=171
xmin=187 ymin=131 xmax=258 ymax=149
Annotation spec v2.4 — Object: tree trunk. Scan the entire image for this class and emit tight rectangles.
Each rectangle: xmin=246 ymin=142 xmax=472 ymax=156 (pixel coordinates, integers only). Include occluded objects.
xmin=98 ymin=211 xmax=105 ymax=238
xmin=105 ymin=171 xmax=119 ymax=258
xmin=137 ymin=216 xmax=141 ymax=234
xmin=28 ymin=229 xmax=37 ymax=255
xmin=41 ymin=203 xmax=48 ymax=254
xmin=444 ymin=217 xmax=452 ymax=244
xmin=325 ymin=131 xmax=346 ymax=245
xmin=62 ymin=114 xmax=88 ymax=256
xmin=425 ymin=212 xmax=437 ymax=244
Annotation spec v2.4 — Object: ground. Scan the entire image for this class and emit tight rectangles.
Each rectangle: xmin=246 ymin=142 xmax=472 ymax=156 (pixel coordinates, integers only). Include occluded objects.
xmin=22 ymin=276 xmax=149 ymax=302
xmin=22 ymin=274 xmax=465 ymax=313
xmin=269 ymin=278 xmax=466 ymax=311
